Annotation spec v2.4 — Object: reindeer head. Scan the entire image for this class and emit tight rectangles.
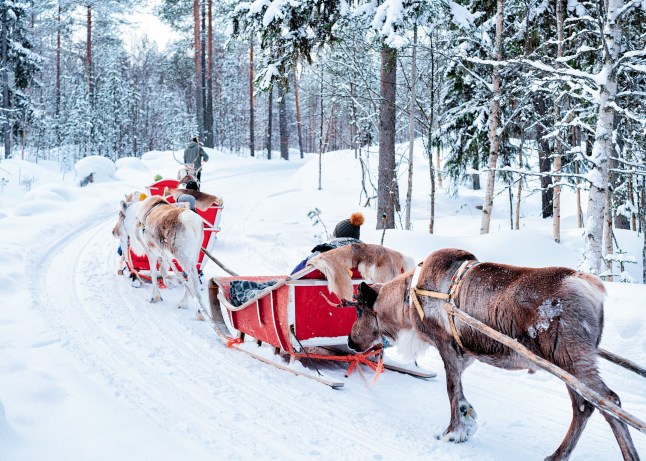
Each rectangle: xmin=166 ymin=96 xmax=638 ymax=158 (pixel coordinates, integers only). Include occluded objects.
xmin=348 ymin=282 xmax=384 ymax=353
xmin=112 ymin=200 xmax=130 ymax=244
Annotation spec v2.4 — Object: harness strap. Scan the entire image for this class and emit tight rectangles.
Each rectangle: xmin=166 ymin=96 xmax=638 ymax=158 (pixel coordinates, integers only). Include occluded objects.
xmin=410 ymin=259 xmax=480 ymax=351
xmin=138 ymin=199 xmax=169 ymax=232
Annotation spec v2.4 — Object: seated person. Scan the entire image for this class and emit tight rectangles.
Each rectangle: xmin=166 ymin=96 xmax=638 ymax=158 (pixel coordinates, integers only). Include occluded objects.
xmin=175 ymin=180 xmax=200 ymax=211
xmin=291 ymin=212 xmax=365 ymax=275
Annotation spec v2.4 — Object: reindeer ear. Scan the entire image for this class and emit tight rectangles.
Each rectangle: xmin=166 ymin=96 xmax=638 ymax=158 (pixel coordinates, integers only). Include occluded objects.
xmin=358 ymin=282 xmax=378 ymax=310
xmin=120 ymin=200 xmax=128 ymax=213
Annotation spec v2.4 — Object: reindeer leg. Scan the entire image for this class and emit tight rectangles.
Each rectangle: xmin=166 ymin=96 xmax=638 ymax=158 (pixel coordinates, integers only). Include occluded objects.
xmin=436 ymin=344 xmax=477 ymax=443
xmin=185 ymin=265 xmax=206 ymax=321
xmin=170 ymin=260 xmax=190 ymax=310
xmin=544 ymin=387 xmax=594 ymax=461
xmin=589 ymin=378 xmax=640 ymax=461
xmin=147 ymin=254 xmax=163 ymax=303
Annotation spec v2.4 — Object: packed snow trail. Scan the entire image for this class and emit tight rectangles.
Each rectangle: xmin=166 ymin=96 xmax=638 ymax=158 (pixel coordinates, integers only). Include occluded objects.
xmin=25 ymin=215 xmax=441 ymax=460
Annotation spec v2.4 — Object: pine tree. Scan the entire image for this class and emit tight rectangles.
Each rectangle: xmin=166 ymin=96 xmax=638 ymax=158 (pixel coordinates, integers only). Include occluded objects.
xmin=0 ymin=1 xmax=41 ymax=159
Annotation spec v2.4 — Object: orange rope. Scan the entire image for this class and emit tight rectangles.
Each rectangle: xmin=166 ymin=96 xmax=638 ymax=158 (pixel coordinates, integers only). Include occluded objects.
xmin=372 ymin=352 xmax=384 ymax=384
xmin=292 ymin=348 xmax=385 ymax=382
xmin=226 ymin=337 xmax=244 ymax=348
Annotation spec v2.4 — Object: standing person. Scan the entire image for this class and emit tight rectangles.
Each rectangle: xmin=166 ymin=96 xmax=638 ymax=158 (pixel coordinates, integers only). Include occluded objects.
xmin=291 ymin=212 xmax=365 ymax=274
xmin=183 ymin=136 xmax=209 ymax=183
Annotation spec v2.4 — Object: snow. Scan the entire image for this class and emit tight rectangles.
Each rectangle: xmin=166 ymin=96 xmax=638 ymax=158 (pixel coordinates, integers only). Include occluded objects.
xmin=74 ymin=155 xmax=117 ymax=184
xmin=449 ymin=1 xmax=476 ymax=29
xmin=0 ymin=143 xmax=645 ymax=460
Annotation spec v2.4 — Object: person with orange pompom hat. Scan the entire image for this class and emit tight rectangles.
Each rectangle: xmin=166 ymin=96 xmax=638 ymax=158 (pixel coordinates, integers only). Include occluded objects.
xmin=290 ymin=212 xmax=365 ymax=274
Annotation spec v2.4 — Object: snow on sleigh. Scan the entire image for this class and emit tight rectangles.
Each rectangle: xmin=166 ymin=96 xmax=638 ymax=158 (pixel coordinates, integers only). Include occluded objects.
xmin=207 ymin=243 xmax=436 ymax=388
xmin=124 ymin=178 xmax=223 ymax=282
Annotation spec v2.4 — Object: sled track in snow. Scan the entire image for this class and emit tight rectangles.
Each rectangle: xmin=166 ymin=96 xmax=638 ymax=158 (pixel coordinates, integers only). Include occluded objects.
xmin=27 ymin=215 xmax=439 ymax=460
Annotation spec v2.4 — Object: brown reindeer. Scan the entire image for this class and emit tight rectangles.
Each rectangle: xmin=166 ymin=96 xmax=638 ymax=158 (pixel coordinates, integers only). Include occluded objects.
xmin=346 ymin=248 xmax=640 ymax=461
xmin=126 ymin=195 xmax=207 ymax=319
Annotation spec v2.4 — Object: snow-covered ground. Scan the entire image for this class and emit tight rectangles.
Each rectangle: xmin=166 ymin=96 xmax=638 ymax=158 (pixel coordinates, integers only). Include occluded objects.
xmin=0 ymin=145 xmax=644 ymax=460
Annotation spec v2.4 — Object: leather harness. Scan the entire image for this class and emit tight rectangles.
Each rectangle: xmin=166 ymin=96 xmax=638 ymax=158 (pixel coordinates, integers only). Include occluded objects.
xmin=138 ymin=199 xmax=169 ymax=234
xmin=410 ymin=259 xmax=480 ymax=350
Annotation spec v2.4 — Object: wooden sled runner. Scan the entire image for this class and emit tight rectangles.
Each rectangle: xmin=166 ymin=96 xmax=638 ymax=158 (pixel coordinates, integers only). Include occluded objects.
xmin=207 ymin=266 xmax=435 ymax=388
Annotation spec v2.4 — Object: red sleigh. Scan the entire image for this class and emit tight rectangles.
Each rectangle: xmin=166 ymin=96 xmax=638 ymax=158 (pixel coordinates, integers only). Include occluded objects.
xmin=125 ymin=178 xmax=223 ymax=278
xmin=208 ymin=266 xmax=435 ymax=388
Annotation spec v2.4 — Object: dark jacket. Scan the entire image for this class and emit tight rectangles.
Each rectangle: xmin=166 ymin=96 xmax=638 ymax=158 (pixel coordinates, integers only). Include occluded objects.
xmin=183 ymin=141 xmax=209 ymax=170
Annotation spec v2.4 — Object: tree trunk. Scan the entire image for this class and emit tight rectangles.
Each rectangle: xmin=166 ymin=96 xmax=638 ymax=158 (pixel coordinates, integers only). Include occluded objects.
xmin=641 ymin=180 xmax=645 ymax=283
xmin=552 ymin=0 xmax=564 ymax=242
xmin=580 ymin=0 xmax=623 ymax=274
xmin=2 ymin=7 xmax=10 ymax=159
xmin=278 ymin=81 xmax=289 ymax=160
xmin=575 ymin=136 xmax=583 ymax=228
xmin=293 ymin=69 xmax=304 ymax=159
xmin=480 ymin=0 xmax=503 ymax=234
xmin=56 ymin=6 xmax=61 ymax=118
xmin=86 ymin=6 xmax=93 ymax=102
xmin=294 ymin=77 xmax=304 ymax=158
xmin=249 ymin=39 xmax=255 ymax=157
xmin=193 ymin=0 xmax=203 ymax=139
xmin=435 ymin=147 xmax=442 ymax=190
xmin=515 ymin=146 xmax=522 ymax=229
xmin=428 ymin=130 xmax=435 ymax=234
xmin=200 ymin=1 xmax=207 ymax=140
xmin=535 ymin=101 xmax=554 ymax=218
xmin=266 ymin=86 xmax=273 ymax=159
xmin=604 ymin=185 xmax=613 ymax=281
xmin=318 ymin=66 xmax=323 ymax=190
xmin=405 ymin=26 xmax=417 ymax=231
xmin=430 ymin=33 xmax=442 ymax=191
xmin=628 ymin=174 xmax=636 ymax=230
xmin=350 ymin=82 xmax=358 ymax=159
xmin=377 ymin=45 xmax=397 ymax=230
xmin=204 ymin=0 xmax=214 ymax=147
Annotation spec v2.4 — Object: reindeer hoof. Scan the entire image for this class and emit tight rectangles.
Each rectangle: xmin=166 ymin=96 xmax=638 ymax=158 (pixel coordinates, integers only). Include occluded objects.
xmin=149 ymin=296 xmax=162 ymax=303
xmin=131 ymin=279 xmax=142 ymax=288
xmin=196 ymin=310 xmax=205 ymax=321
xmin=439 ymin=427 xmax=471 ymax=443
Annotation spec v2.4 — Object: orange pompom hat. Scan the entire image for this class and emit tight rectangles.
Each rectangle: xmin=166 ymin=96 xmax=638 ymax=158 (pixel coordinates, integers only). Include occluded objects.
xmin=333 ymin=212 xmax=365 ymax=239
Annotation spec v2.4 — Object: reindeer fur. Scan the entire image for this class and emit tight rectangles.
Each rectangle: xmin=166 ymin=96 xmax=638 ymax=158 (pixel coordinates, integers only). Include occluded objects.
xmin=306 ymin=242 xmax=415 ymax=301
xmin=166 ymin=188 xmax=223 ymax=211
xmin=347 ymin=248 xmax=639 ymax=461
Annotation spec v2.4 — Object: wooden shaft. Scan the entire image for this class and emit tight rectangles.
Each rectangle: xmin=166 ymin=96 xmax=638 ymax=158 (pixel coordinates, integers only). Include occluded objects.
xmin=599 ymin=347 xmax=646 ymax=378
xmin=201 ymin=247 xmax=238 ymax=276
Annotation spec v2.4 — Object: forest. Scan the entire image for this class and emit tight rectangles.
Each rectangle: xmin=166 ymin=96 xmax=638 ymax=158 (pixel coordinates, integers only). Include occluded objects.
xmin=1 ymin=0 xmax=645 ymax=281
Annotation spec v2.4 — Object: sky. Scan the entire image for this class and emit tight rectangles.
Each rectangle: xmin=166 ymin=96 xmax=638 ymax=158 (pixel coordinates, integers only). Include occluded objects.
xmin=0 ymin=142 xmax=644 ymax=460
xmin=122 ymin=2 xmax=179 ymax=52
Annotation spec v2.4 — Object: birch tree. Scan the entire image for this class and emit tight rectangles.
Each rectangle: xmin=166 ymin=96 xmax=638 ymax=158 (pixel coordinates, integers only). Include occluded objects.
xmin=480 ymin=0 xmax=504 ymax=234
xmin=580 ymin=0 xmax=628 ymax=274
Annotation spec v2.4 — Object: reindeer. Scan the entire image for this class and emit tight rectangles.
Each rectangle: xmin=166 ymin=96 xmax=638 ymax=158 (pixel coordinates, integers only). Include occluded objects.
xmin=346 ymin=248 xmax=640 ymax=461
xmin=114 ymin=195 xmax=207 ymax=320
